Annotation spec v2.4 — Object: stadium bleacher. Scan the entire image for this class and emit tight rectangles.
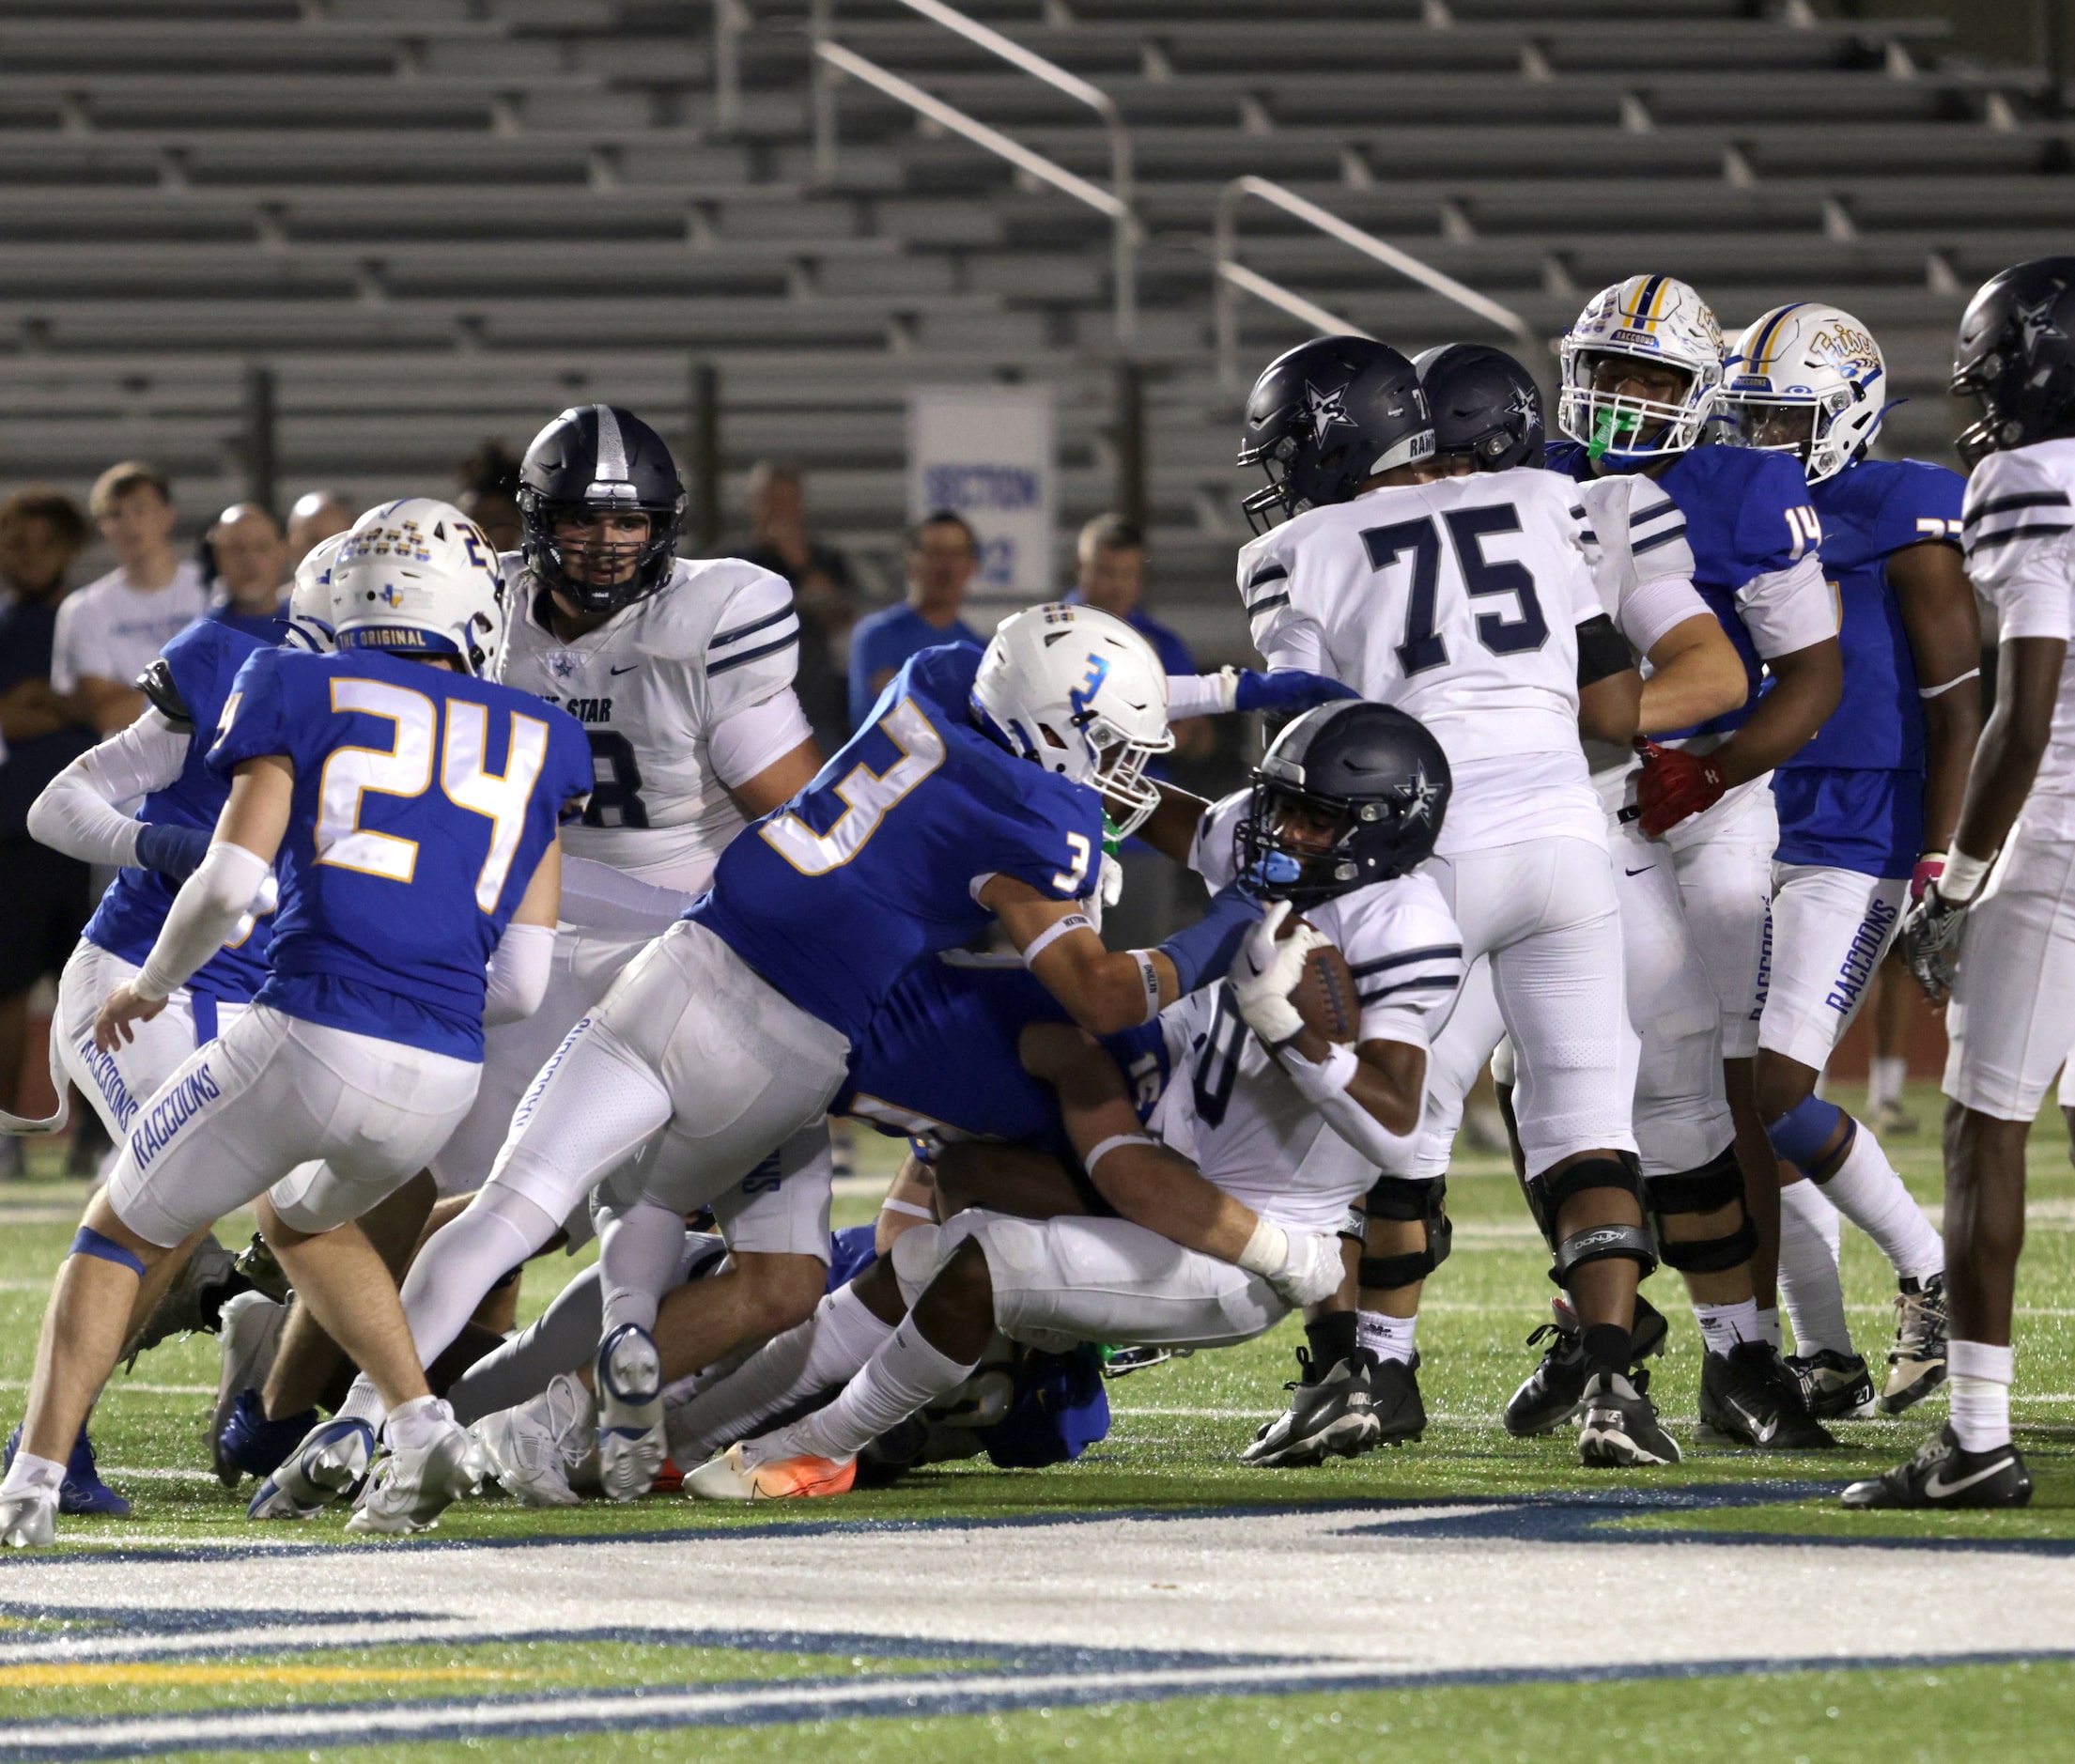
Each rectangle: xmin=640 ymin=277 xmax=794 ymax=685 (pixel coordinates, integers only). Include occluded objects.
xmin=0 ymin=0 xmax=2065 ymax=648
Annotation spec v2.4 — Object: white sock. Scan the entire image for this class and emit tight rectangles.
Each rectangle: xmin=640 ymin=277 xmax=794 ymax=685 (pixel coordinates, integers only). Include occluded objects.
xmin=1946 ymin=1339 xmax=2014 ymax=1451
xmin=1358 ymin=1309 xmax=1417 ymax=1366
xmin=1694 ymin=1298 xmax=1762 ymax=1355
xmin=1778 ymin=1178 xmax=1852 ymax=1356
xmin=384 ymin=1394 xmax=452 ymax=1452
xmin=768 ymin=1316 xmax=975 ymax=1463
xmin=398 ymin=1185 xmax=559 ymax=1371
xmin=335 ymin=1376 xmax=385 ymax=1430
xmin=1757 ymin=1306 xmax=1782 ymax=1351
xmin=1867 ymin=1055 xmax=1908 ymax=1115
xmin=598 ymin=1200 xmax=686 ymax=1337
xmin=1822 ymin=1120 xmax=1943 ymax=1281
xmin=0 ymin=1450 xmax=65 ymax=1499
xmin=669 ymin=1283 xmax=896 ymax=1464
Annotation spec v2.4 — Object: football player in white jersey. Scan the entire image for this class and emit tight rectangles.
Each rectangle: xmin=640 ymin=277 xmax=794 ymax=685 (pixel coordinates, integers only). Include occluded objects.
xmin=1862 ymin=257 xmax=2075 ymax=1509
xmin=1376 ymin=346 xmax=1830 ymax=1452
xmin=1230 ymin=336 xmax=1675 ymax=1466
xmin=680 ymin=701 xmax=1468 ymax=1500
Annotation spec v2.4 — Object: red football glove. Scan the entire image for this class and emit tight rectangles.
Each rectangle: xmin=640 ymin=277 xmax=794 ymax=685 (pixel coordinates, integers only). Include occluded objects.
xmin=1911 ymin=851 xmax=1946 ymax=905
xmin=1634 ymin=738 xmax=1728 ymax=839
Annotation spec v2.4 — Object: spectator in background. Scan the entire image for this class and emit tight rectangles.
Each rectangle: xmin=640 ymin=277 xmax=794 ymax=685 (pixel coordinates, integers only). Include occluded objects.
xmin=286 ymin=489 xmax=353 ymax=564
xmin=0 ymin=490 xmax=95 ymax=1178
xmin=741 ymin=460 xmax=858 ymax=757
xmin=458 ymin=441 xmax=525 ymax=554
xmin=51 ymin=462 xmax=207 ymax=734
xmin=203 ymin=503 xmax=290 ymax=642
xmin=846 ymin=510 xmax=983 ymax=732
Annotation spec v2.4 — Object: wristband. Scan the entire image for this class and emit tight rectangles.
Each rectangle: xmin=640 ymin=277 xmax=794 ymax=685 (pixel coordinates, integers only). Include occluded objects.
xmin=1918 ymin=669 xmax=1979 ymax=701
xmin=878 ymin=1197 xmax=936 ymax=1222
xmin=1279 ymin=1039 xmax=1360 ymax=1105
xmin=1237 ymin=1215 xmax=1291 ymax=1277
xmin=1085 ymin=1132 xmax=1155 ymax=1175
xmin=1941 ymin=848 xmax=1991 ymax=904
xmin=1129 ymin=949 xmax=1162 ymax=1024
xmin=1020 ymin=912 xmax=1092 ymax=967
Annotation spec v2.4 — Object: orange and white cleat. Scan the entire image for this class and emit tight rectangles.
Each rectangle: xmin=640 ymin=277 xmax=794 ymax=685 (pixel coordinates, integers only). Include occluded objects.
xmin=682 ymin=1441 xmax=858 ymax=1502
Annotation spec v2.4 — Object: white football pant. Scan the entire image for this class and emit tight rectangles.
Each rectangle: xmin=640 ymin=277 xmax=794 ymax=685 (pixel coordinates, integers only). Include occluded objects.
xmin=1946 ymin=827 xmax=2075 ymax=1122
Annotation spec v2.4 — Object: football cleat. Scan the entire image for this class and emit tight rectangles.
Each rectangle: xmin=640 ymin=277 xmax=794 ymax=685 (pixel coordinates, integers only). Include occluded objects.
xmin=1881 ymin=1273 xmax=1948 ymax=1416
xmin=683 ymin=1440 xmax=858 ymax=1503
xmin=1871 ymin=1097 xmax=1918 ymax=1138
xmin=1578 ymin=1370 xmax=1682 ymax=1467
xmin=233 ymin=1232 xmax=292 ymax=1306
xmin=595 ymin=1323 xmax=666 ymax=1503
xmin=248 ymin=1417 xmax=373 ymax=1522
xmin=472 ymin=1372 xmax=595 ymax=1509
xmin=1368 ymin=1355 xmax=1429 ymax=1447
xmin=3 ymin=1425 xmax=129 ymax=1517
xmin=211 ymin=1291 xmax=289 ymax=1486
xmin=216 ymin=1389 xmax=318 ymax=1487
xmin=1502 ymin=1292 xmax=1667 ymax=1437
xmin=348 ymin=1407 xmax=485 ymax=1537
xmin=1241 ymin=1350 xmax=1379 ymax=1467
xmin=1841 ymin=1424 xmax=2032 ymax=1510
xmin=122 ymin=1230 xmax=239 ymax=1365
xmin=1697 ymin=1342 xmax=1836 ymax=1450
xmin=0 ymin=1488 xmax=57 ymax=1549
xmin=1788 ymin=1346 xmax=1878 ymax=1420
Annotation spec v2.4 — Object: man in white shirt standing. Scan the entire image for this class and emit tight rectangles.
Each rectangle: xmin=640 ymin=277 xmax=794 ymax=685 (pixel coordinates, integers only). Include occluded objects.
xmin=51 ymin=463 xmax=208 ymax=735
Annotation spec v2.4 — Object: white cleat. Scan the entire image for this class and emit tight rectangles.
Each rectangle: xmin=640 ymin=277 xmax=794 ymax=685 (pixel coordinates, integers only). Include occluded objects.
xmin=248 ymin=1418 xmax=373 ymax=1522
xmin=212 ymin=1291 xmax=288 ymax=1488
xmin=0 ymin=1488 xmax=57 ymax=1549
xmin=682 ymin=1439 xmax=858 ymax=1503
xmin=471 ymin=1373 xmax=595 ymax=1509
xmin=596 ymin=1323 xmax=665 ymax=1503
xmin=348 ymin=1405 xmax=485 ymax=1537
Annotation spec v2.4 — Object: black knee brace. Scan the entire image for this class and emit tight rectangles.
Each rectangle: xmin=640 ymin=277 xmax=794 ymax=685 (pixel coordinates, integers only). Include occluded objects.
xmin=1646 ymin=1145 xmax=1758 ymax=1275
xmin=1357 ymin=1175 xmax=1451 ymax=1291
xmin=1526 ymin=1154 xmax=1656 ymax=1281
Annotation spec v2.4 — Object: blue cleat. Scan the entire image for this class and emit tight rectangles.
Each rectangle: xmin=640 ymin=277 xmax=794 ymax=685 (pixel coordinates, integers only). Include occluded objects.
xmin=4 ymin=1424 xmax=132 ymax=1518
xmin=249 ymin=1417 xmax=373 ymax=1521
xmin=216 ymin=1389 xmax=318 ymax=1486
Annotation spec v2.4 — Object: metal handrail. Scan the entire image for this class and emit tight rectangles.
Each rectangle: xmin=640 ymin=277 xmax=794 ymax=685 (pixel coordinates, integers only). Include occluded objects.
xmin=1215 ymin=175 xmax=1532 ymax=387
xmin=810 ymin=0 xmax=1137 ymax=346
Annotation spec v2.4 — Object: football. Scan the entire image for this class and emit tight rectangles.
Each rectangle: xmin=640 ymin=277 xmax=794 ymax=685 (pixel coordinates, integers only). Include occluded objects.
xmin=1288 ymin=920 xmax=1360 ymax=1044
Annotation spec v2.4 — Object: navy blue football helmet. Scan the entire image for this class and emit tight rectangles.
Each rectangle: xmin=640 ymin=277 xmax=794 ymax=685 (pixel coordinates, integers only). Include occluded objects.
xmin=1236 ymin=700 xmax=1451 ymax=906
xmin=519 ymin=404 xmax=687 ymax=614
xmin=1237 ymin=337 xmax=1433 ymax=534
xmin=1953 ymin=256 xmax=2075 ymax=466
xmin=1414 ymin=343 xmax=1545 ymax=472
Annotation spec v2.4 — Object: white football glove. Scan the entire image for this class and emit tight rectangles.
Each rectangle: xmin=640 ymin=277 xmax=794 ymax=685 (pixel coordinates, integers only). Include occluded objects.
xmin=1229 ymin=899 xmax=1325 ymax=1047
xmin=1239 ymin=1215 xmax=1345 ymax=1309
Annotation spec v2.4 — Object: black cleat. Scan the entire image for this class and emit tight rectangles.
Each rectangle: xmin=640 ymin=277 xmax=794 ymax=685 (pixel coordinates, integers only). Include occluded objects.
xmin=1880 ymin=1273 xmax=1948 ymax=1416
xmin=1842 ymin=1424 xmax=2031 ymax=1510
xmin=1242 ymin=1350 xmax=1379 ymax=1466
xmin=1367 ymin=1355 xmax=1427 ymax=1447
xmin=1787 ymin=1346 xmax=1877 ymax=1420
xmin=1502 ymin=1293 xmax=1666 ymax=1438
xmin=1578 ymin=1370 xmax=1682 ymax=1467
xmin=1698 ymin=1341 xmax=1836 ymax=1449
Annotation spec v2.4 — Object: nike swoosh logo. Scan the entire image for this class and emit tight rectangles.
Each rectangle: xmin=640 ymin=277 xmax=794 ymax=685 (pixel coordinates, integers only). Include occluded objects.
xmin=610 ymin=664 xmax=639 ymax=675
xmin=1624 ymin=865 xmax=1656 ymax=876
xmin=1725 ymin=1398 xmax=1775 ymax=1443
xmin=1924 ymin=1457 xmax=2015 ymax=1498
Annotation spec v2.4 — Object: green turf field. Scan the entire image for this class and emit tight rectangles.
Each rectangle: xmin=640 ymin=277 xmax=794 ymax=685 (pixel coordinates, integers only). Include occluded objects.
xmin=4 ymin=1080 xmax=2071 ymax=1761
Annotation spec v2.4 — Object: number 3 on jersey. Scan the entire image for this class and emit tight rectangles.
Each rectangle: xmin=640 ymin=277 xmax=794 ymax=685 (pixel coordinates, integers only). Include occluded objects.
xmin=316 ymin=677 xmax=551 ymax=912
xmin=760 ymin=695 xmax=945 ymax=876
xmin=1373 ymin=503 xmax=1549 ymax=677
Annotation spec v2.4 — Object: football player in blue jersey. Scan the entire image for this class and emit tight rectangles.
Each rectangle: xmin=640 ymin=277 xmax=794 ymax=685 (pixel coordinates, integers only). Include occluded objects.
xmin=0 ymin=532 xmax=352 ymax=1518
xmin=1720 ymin=302 xmax=1979 ymax=1420
xmin=1547 ymin=274 xmax=1844 ymax=1360
xmin=0 ymin=500 xmax=593 ymax=1547
xmin=356 ymin=601 xmax=1264 ymax=1502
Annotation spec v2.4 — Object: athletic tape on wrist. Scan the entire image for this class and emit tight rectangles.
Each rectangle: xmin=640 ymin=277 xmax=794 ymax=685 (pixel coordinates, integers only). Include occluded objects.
xmin=1280 ymin=1040 xmax=1360 ymax=1104
xmin=1942 ymin=848 xmax=1991 ymax=904
xmin=1236 ymin=1215 xmax=1289 ymax=1277
xmin=1129 ymin=950 xmax=1162 ymax=1025
xmin=70 ymin=1226 xmax=147 ymax=1278
xmin=1084 ymin=1133 xmax=1154 ymax=1175
xmin=878 ymin=1197 xmax=935 ymax=1221
xmin=1020 ymin=912 xmax=1093 ymax=967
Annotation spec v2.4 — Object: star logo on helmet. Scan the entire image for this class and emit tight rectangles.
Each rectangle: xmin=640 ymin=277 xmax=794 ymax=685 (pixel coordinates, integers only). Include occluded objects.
xmin=2017 ymin=290 xmax=2067 ymax=360
xmin=1304 ymin=381 xmax=1353 ymax=435
xmin=1507 ymin=387 xmax=1541 ymax=430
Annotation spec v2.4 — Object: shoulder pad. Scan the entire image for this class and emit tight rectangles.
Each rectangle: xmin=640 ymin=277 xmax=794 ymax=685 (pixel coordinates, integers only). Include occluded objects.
xmin=134 ymin=656 xmax=192 ymax=729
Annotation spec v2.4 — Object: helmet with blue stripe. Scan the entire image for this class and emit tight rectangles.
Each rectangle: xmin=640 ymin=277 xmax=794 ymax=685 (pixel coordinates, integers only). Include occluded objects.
xmin=1557 ymin=274 xmax=1725 ymax=465
xmin=1720 ymin=302 xmax=1886 ymax=484
xmin=283 ymin=530 xmax=348 ymax=654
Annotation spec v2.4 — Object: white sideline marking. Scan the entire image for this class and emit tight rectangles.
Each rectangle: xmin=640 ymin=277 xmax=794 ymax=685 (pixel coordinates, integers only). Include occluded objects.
xmin=0 ymin=1381 xmax=211 ymax=1395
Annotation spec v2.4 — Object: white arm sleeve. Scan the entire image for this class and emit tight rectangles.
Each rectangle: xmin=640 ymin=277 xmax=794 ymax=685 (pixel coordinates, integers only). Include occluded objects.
xmin=558 ymin=856 xmax=698 ymax=934
xmin=482 ymin=921 xmax=557 ymax=1027
xmin=709 ymin=687 xmax=814 ymax=792
xmin=1620 ymin=577 xmax=1712 ymax=659
xmin=1278 ymin=1041 xmax=1425 ymax=1170
xmin=1736 ymin=552 xmax=1838 ymax=658
xmin=134 ymin=843 xmax=273 ymax=1001
xmin=26 ymin=710 xmax=192 ymax=868
xmin=1165 ymin=671 xmax=1239 ymax=720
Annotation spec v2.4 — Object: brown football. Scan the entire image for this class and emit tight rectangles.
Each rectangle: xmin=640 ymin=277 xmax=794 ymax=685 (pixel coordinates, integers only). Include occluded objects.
xmin=1287 ymin=918 xmax=1360 ymax=1044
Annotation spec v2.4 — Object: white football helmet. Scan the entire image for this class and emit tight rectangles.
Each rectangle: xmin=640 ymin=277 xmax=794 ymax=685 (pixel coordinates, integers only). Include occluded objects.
xmin=1557 ymin=274 xmax=1726 ymax=463
xmin=283 ymin=531 xmax=348 ymax=653
xmin=332 ymin=498 xmax=505 ymax=674
xmin=971 ymin=603 xmax=1173 ymax=837
xmin=1720 ymin=301 xmax=1886 ymax=484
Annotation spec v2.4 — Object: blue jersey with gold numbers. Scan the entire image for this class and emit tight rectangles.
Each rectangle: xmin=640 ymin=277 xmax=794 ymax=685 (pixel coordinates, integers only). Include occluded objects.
xmin=690 ymin=642 xmax=1107 ymax=1046
xmin=85 ymin=618 xmax=273 ymax=1002
xmin=209 ymin=646 xmax=592 ymax=1059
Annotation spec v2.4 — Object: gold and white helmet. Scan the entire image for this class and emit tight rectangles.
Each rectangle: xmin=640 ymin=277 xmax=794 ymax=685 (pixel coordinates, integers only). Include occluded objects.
xmin=332 ymin=498 xmax=505 ymax=674
xmin=1557 ymin=274 xmax=1726 ymax=464
xmin=1721 ymin=301 xmax=1887 ymax=484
